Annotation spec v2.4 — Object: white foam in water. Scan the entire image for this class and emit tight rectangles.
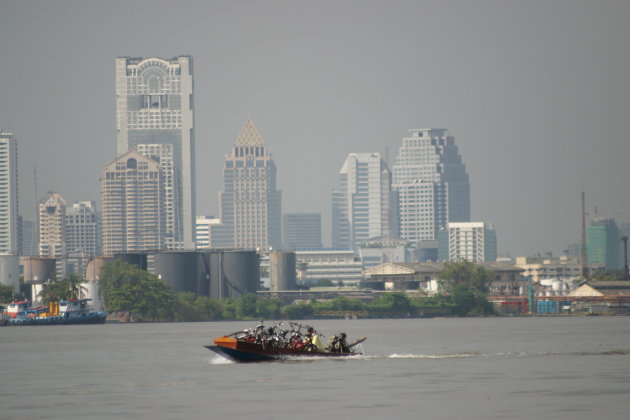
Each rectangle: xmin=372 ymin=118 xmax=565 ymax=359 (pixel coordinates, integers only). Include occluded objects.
xmin=209 ymin=355 xmax=234 ymax=364
xmin=388 ymin=353 xmax=481 ymax=359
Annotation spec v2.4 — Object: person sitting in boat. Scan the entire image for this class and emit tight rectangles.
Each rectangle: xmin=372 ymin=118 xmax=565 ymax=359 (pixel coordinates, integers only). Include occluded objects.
xmin=302 ymin=327 xmax=323 ymax=352
xmin=327 ymin=332 xmax=351 ymax=353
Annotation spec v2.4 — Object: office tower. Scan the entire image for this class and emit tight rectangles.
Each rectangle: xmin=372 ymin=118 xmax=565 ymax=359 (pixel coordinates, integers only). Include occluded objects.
xmin=214 ymin=118 xmax=282 ymax=249
xmin=392 ymin=128 xmax=470 ymax=245
xmin=195 ymin=215 xmax=220 ymax=249
xmin=438 ymin=222 xmax=497 ymax=262
xmin=331 ymin=153 xmax=393 ymax=250
xmin=283 ymin=213 xmax=322 ymax=250
xmin=115 ymin=56 xmax=195 ymax=249
xmin=100 ymin=150 xmax=165 ymax=254
xmin=587 ymin=217 xmax=620 ymax=270
xmin=0 ymin=131 xmax=19 ymax=255
xmin=39 ymin=192 xmax=66 ymax=276
xmin=136 ymin=143 xmax=181 ymax=250
xmin=66 ymin=201 xmax=100 ymax=274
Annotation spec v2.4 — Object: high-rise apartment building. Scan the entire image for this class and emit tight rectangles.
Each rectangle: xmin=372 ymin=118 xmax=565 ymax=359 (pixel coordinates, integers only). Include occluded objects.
xmin=283 ymin=213 xmax=322 ymax=250
xmin=66 ymin=201 xmax=100 ymax=274
xmin=438 ymin=222 xmax=497 ymax=262
xmin=39 ymin=193 xmax=66 ymax=276
xmin=392 ymin=129 xmax=470 ymax=245
xmin=100 ymin=150 xmax=165 ymax=254
xmin=331 ymin=153 xmax=394 ymax=250
xmin=0 ymin=131 xmax=19 ymax=255
xmin=115 ymin=56 xmax=195 ymax=249
xmin=136 ymin=143 xmax=181 ymax=250
xmin=213 ymin=118 xmax=281 ymax=249
xmin=587 ymin=217 xmax=620 ymax=270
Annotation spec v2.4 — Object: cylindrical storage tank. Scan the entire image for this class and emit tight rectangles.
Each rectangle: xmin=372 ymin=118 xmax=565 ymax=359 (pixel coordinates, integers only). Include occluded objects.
xmin=85 ymin=256 xmax=114 ymax=282
xmin=197 ymin=252 xmax=211 ymax=297
xmin=0 ymin=254 xmax=19 ymax=292
xmin=83 ymin=281 xmax=103 ymax=311
xmin=222 ymin=250 xmax=259 ymax=297
xmin=112 ymin=253 xmax=148 ymax=270
xmin=23 ymin=257 xmax=56 ymax=284
xmin=269 ymin=251 xmax=297 ymax=291
xmin=208 ymin=250 xmax=259 ymax=299
xmin=153 ymin=252 xmax=198 ymax=293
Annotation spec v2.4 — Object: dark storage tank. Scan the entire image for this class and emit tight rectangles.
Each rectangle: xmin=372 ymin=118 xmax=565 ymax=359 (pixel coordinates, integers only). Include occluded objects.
xmin=208 ymin=250 xmax=259 ymax=299
xmin=269 ymin=251 xmax=297 ymax=291
xmin=153 ymin=252 xmax=198 ymax=294
xmin=197 ymin=252 xmax=211 ymax=297
xmin=23 ymin=257 xmax=56 ymax=284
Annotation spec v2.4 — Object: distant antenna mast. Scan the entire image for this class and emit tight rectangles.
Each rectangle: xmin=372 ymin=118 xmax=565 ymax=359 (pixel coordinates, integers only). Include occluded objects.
xmin=33 ymin=165 xmax=39 ymax=256
xmin=580 ymin=192 xmax=588 ymax=282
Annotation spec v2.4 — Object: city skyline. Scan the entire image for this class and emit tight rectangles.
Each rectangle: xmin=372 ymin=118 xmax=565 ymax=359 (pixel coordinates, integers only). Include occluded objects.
xmin=1 ymin=1 xmax=629 ymax=257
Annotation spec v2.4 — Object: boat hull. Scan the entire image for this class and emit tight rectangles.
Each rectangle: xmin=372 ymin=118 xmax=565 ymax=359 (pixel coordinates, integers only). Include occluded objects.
xmin=206 ymin=336 xmax=360 ymax=362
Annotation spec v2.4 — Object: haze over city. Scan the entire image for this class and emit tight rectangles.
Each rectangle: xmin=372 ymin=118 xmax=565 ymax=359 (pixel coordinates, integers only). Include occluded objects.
xmin=1 ymin=0 xmax=629 ymax=256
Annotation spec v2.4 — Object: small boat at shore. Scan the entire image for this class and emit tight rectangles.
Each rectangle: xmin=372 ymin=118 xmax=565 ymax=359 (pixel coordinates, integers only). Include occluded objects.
xmin=205 ymin=321 xmax=366 ymax=362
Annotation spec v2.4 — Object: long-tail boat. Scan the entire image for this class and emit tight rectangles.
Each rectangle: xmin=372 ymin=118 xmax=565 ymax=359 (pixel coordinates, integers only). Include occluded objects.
xmin=205 ymin=321 xmax=366 ymax=362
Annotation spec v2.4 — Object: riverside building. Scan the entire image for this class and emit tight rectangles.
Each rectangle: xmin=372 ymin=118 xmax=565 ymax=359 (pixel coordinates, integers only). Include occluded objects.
xmin=115 ymin=56 xmax=195 ymax=249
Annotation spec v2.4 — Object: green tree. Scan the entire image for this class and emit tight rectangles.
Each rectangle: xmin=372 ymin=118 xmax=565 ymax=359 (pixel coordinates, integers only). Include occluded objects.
xmin=367 ymin=292 xmax=412 ymax=315
xmin=99 ymin=260 xmax=176 ymax=321
xmin=0 ymin=283 xmax=15 ymax=302
xmin=256 ymin=298 xmax=281 ymax=319
xmin=235 ymin=293 xmax=258 ymax=319
xmin=193 ymin=296 xmax=224 ymax=320
xmin=438 ymin=261 xmax=496 ymax=316
xmin=39 ymin=274 xmax=87 ymax=305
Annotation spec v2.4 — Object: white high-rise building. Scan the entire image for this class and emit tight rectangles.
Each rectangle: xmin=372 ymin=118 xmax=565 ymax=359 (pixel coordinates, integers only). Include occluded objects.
xmin=66 ymin=201 xmax=100 ymax=274
xmin=438 ymin=222 xmax=497 ymax=262
xmin=115 ymin=56 xmax=195 ymax=249
xmin=0 ymin=131 xmax=19 ymax=255
xmin=392 ymin=129 xmax=470 ymax=245
xmin=39 ymin=192 xmax=67 ymax=277
xmin=332 ymin=153 xmax=393 ymax=250
xmin=195 ymin=215 xmax=220 ymax=250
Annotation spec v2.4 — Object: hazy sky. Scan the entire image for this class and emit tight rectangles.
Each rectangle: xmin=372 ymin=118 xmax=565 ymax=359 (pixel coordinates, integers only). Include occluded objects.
xmin=1 ymin=0 xmax=629 ymax=256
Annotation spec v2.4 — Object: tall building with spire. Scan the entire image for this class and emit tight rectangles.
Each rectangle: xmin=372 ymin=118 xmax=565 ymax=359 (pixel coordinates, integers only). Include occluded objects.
xmin=212 ymin=118 xmax=281 ymax=249
xmin=39 ymin=192 xmax=67 ymax=276
xmin=115 ymin=56 xmax=195 ymax=249
xmin=0 ymin=130 xmax=19 ymax=255
xmin=100 ymin=150 xmax=165 ymax=254
xmin=331 ymin=153 xmax=394 ymax=250
xmin=392 ymin=129 xmax=470 ymax=245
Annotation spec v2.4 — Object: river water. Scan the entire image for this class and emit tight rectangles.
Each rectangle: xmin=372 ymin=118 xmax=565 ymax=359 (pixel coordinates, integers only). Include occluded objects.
xmin=1 ymin=317 xmax=629 ymax=420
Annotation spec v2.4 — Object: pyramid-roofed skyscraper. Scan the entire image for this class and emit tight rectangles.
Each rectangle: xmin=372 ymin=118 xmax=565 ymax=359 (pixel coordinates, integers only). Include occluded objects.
xmin=212 ymin=118 xmax=282 ymax=249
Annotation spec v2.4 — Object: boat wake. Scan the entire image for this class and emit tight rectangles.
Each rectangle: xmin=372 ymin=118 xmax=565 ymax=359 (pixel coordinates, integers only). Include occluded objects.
xmin=209 ymin=355 xmax=234 ymax=364
xmin=388 ymin=352 xmax=482 ymax=359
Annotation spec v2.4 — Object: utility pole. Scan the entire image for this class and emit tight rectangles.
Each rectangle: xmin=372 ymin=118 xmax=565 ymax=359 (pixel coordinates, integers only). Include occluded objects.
xmin=580 ymin=192 xmax=588 ymax=282
xmin=622 ymin=236 xmax=629 ymax=281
